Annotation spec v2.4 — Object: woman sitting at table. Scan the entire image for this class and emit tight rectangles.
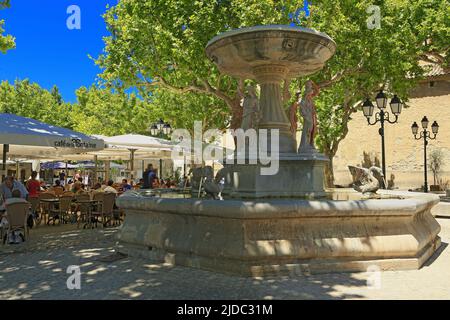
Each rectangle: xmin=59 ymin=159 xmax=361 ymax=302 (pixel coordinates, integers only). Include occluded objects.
xmin=71 ymin=181 xmax=85 ymax=194
xmin=65 ymin=179 xmax=74 ymax=191
xmin=49 ymin=180 xmax=64 ymax=195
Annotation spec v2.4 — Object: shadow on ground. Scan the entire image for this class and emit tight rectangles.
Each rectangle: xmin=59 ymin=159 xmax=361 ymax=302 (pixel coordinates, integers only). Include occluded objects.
xmin=0 ymin=225 xmax=446 ymax=300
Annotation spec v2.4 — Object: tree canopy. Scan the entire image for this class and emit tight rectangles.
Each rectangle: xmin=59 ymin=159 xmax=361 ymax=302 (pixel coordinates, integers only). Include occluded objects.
xmin=96 ymin=0 xmax=449 ymax=185
xmin=71 ymin=86 xmax=155 ymax=136
xmin=0 ymin=0 xmax=15 ymax=53
xmin=0 ymin=79 xmax=72 ymax=128
xmin=0 ymin=80 xmax=158 ymax=137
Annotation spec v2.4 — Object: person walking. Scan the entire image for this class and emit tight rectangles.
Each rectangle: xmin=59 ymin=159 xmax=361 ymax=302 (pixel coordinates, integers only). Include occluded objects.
xmin=142 ymin=164 xmax=154 ymax=189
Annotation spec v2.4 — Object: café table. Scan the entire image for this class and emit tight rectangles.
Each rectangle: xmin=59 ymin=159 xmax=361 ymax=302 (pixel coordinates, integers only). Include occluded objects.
xmin=76 ymin=200 xmax=100 ymax=229
xmin=40 ymin=198 xmax=61 ymax=224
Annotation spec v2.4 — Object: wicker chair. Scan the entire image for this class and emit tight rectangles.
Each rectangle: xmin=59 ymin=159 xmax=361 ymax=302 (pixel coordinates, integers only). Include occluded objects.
xmin=92 ymin=192 xmax=116 ymax=228
xmin=49 ymin=195 xmax=73 ymax=225
xmin=52 ymin=186 xmax=64 ymax=197
xmin=75 ymin=193 xmax=91 ymax=228
xmin=28 ymin=197 xmax=41 ymax=226
xmin=3 ymin=202 xmax=30 ymax=244
xmin=39 ymin=192 xmax=57 ymax=225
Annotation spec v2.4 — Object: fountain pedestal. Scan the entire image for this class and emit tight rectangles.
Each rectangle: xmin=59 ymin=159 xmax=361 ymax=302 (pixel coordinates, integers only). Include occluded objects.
xmin=205 ymin=26 xmax=337 ymax=198
xmin=221 ymin=153 xmax=328 ymax=198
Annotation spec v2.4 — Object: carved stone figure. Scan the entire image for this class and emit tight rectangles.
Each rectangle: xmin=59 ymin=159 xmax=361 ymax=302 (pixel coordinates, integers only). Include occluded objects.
xmin=188 ymin=166 xmax=224 ymax=200
xmin=348 ymin=165 xmax=384 ymax=195
xmin=203 ymin=175 xmax=225 ymax=200
xmin=289 ymin=90 xmax=301 ymax=137
xmin=298 ymin=80 xmax=319 ymax=152
xmin=189 ymin=166 xmax=211 ymax=190
xmin=241 ymin=85 xmax=260 ymax=130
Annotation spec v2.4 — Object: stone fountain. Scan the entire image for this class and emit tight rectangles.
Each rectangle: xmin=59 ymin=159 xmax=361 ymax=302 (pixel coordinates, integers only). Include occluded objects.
xmin=206 ymin=25 xmax=335 ymax=198
xmin=115 ymin=26 xmax=441 ymax=276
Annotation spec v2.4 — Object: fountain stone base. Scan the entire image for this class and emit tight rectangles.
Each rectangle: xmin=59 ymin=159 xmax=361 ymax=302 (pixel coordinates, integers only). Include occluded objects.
xmin=221 ymin=153 xmax=328 ymax=198
xmin=115 ymin=190 xmax=441 ymax=276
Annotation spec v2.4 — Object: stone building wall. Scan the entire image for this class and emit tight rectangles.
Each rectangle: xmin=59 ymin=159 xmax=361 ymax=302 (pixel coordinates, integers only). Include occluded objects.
xmin=333 ymin=78 xmax=450 ymax=190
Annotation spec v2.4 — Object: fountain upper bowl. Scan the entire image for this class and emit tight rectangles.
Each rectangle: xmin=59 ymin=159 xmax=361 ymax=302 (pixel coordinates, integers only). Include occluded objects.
xmin=205 ymin=25 xmax=337 ymax=79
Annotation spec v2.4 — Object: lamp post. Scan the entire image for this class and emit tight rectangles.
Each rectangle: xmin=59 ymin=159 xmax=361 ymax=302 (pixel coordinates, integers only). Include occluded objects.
xmin=149 ymin=119 xmax=172 ymax=139
xmin=411 ymin=117 xmax=439 ymax=193
xmin=149 ymin=119 xmax=172 ymax=181
xmin=362 ymin=90 xmax=403 ymax=187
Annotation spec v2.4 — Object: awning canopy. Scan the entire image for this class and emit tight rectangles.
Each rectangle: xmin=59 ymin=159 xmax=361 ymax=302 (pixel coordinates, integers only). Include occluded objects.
xmin=98 ymin=134 xmax=173 ymax=149
xmin=0 ymin=113 xmax=105 ymax=159
xmin=40 ymin=161 xmax=77 ymax=170
xmin=51 ymin=134 xmax=175 ymax=161
xmin=40 ymin=161 xmax=125 ymax=170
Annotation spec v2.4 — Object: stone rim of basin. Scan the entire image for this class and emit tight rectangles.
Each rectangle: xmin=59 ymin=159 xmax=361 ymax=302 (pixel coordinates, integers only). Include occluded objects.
xmin=205 ymin=24 xmax=337 ymax=79
xmin=206 ymin=24 xmax=336 ymax=49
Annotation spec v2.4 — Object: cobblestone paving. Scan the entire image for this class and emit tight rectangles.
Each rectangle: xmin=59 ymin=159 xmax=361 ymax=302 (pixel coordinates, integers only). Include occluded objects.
xmin=1 ymin=219 xmax=449 ymax=300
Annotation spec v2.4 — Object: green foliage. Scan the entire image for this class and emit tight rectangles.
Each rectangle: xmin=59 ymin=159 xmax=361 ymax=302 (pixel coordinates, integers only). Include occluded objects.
xmin=97 ymin=0 xmax=449 ymax=143
xmin=148 ymin=89 xmax=230 ymax=135
xmin=0 ymin=80 xmax=157 ymax=138
xmin=96 ymin=0 xmax=305 ymax=129
xmin=71 ymin=86 xmax=154 ymax=136
xmin=0 ymin=0 xmax=15 ymax=53
xmin=0 ymin=79 xmax=73 ymax=128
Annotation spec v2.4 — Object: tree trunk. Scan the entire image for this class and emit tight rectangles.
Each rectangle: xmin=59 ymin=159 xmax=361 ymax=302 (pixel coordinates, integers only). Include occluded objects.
xmin=324 ymin=154 xmax=335 ymax=188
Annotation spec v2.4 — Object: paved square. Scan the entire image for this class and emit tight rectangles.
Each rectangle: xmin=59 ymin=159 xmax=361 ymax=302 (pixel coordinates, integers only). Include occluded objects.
xmin=1 ymin=219 xmax=449 ymax=300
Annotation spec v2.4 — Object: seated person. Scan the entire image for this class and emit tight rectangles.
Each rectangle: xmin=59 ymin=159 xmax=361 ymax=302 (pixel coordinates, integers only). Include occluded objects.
xmin=136 ymin=179 xmax=144 ymax=189
xmin=50 ymin=180 xmax=64 ymax=194
xmin=121 ymin=179 xmax=132 ymax=192
xmin=71 ymin=181 xmax=84 ymax=194
xmin=65 ymin=179 xmax=74 ymax=191
xmin=0 ymin=176 xmax=29 ymax=200
xmin=76 ymin=178 xmax=86 ymax=190
xmin=103 ymin=180 xmax=118 ymax=194
xmin=39 ymin=180 xmax=48 ymax=191
xmin=92 ymin=183 xmax=102 ymax=190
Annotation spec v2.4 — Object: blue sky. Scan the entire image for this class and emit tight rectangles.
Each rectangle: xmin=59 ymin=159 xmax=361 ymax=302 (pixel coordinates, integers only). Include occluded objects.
xmin=0 ymin=0 xmax=116 ymax=102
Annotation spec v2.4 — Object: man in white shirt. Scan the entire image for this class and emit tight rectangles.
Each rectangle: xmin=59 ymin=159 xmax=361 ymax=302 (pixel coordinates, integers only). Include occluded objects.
xmin=103 ymin=180 xmax=118 ymax=194
xmin=0 ymin=176 xmax=29 ymax=200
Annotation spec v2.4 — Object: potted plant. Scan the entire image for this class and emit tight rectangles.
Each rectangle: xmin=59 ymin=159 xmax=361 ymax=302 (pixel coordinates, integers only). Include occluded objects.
xmin=429 ymin=149 xmax=444 ymax=192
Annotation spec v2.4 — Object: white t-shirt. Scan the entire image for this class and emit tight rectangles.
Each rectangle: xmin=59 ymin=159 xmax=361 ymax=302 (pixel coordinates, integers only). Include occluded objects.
xmin=5 ymin=198 xmax=28 ymax=206
xmin=103 ymin=186 xmax=118 ymax=194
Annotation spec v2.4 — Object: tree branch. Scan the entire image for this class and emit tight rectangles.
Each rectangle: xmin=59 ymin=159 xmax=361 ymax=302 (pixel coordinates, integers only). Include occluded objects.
xmin=148 ymin=75 xmax=235 ymax=109
xmin=317 ymin=60 xmax=364 ymax=89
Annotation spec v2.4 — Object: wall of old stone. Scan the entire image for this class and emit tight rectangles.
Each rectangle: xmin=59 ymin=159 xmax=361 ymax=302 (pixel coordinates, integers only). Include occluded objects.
xmin=333 ymin=80 xmax=450 ymax=190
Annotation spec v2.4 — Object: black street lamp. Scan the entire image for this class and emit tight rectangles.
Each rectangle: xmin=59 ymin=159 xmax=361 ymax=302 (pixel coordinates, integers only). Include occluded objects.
xmin=149 ymin=119 xmax=173 ymax=181
xmin=411 ymin=116 xmax=439 ymax=193
xmin=362 ymin=90 xmax=403 ymax=187
xmin=149 ymin=119 xmax=172 ymax=138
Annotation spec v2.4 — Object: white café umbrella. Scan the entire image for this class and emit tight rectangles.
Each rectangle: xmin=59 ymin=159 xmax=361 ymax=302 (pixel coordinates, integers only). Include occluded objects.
xmin=0 ymin=113 xmax=105 ymax=173
xmin=42 ymin=134 xmax=175 ymax=181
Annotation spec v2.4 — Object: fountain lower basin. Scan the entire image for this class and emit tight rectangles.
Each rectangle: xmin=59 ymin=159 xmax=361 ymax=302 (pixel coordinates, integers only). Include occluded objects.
xmin=115 ymin=189 xmax=441 ymax=276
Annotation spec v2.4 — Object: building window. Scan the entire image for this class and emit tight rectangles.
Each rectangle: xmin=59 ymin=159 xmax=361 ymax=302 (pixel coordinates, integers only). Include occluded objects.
xmin=429 ymin=81 xmax=435 ymax=87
